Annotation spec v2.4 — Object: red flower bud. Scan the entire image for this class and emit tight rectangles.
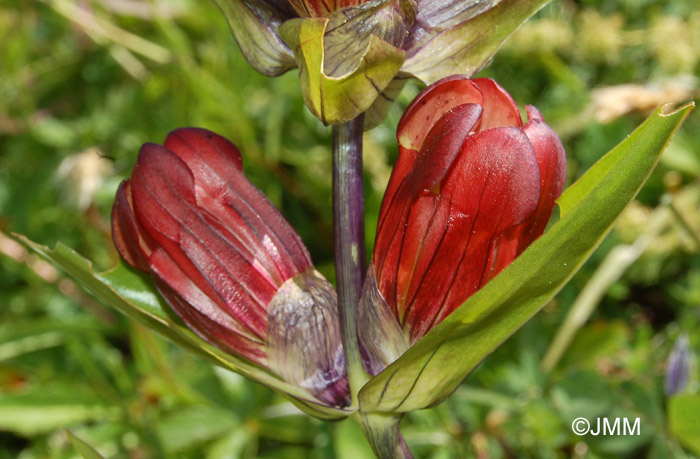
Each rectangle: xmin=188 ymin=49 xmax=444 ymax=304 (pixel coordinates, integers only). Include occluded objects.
xmin=359 ymin=77 xmax=566 ymax=374
xmin=287 ymin=0 xmax=369 ymax=17
xmin=112 ymin=128 xmax=348 ymax=407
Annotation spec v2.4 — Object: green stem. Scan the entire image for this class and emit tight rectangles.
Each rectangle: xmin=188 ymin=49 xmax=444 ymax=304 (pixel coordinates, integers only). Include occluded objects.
xmin=358 ymin=413 xmax=413 ymax=459
xmin=332 ymin=115 xmax=370 ymax=404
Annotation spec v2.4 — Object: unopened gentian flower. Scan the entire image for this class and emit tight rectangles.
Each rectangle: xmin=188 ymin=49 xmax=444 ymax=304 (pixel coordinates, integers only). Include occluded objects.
xmin=111 ymin=128 xmax=349 ymax=407
xmin=214 ymin=0 xmax=544 ymax=125
xmin=359 ymin=77 xmax=567 ymax=375
xmin=665 ymin=333 xmax=692 ymax=396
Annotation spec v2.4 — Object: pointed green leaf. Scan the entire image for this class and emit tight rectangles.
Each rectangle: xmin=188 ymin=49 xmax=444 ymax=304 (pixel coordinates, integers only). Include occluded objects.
xmin=155 ymin=405 xmax=240 ymax=454
xmin=16 ymin=237 xmax=350 ymax=420
xmin=65 ymin=430 xmax=104 ymax=459
xmin=402 ymin=0 xmax=551 ymax=83
xmin=0 ymin=387 xmax=119 ymax=435
xmin=0 ymin=318 xmax=104 ymax=362
xmin=358 ymin=103 xmax=694 ymax=413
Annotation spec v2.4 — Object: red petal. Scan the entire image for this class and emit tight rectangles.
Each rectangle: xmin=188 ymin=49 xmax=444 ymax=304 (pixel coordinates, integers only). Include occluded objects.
xmin=163 ymin=128 xmax=312 ymax=282
xmin=473 ymin=78 xmax=523 ymax=130
xmin=397 ymin=75 xmax=483 ymax=152
xmin=288 ymin=0 xmax=365 ymax=17
xmin=407 ymin=103 xmax=484 ymax=191
xmin=376 ymin=144 xmax=418 ymax=230
xmin=401 ymin=127 xmax=540 ymax=340
xmin=379 ymin=103 xmax=482 ymax=231
xmin=375 ymin=103 xmax=482 ymax=309
xmin=519 ymin=106 xmax=567 ymax=249
xmin=392 ymin=191 xmax=451 ymax=322
xmin=288 ymin=0 xmax=328 ymax=16
xmin=164 ymin=127 xmax=243 ymax=173
xmin=111 ymin=180 xmax=155 ymax=272
xmin=482 ymin=225 xmax=520 ymax=284
xmin=130 ymin=144 xmax=272 ymax=339
xmin=151 ymin=249 xmax=266 ymax=364
xmin=525 ymin=104 xmax=545 ymax=122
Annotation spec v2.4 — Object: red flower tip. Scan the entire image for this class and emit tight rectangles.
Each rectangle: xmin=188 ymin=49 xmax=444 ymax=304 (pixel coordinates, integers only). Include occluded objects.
xmin=360 ymin=78 xmax=567 ymax=374
xmin=112 ymin=128 xmax=348 ymax=407
xmin=287 ymin=0 xmax=369 ymax=17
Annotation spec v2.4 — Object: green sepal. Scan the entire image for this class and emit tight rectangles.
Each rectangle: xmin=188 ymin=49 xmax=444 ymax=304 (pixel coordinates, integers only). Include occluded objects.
xmin=65 ymin=430 xmax=104 ymax=459
xmin=214 ymin=0 xmax=296 ymax=77
xmin=279 ymin=17 xmax=406 ymax=125
xmin=363 ymin=76 xmax=408 ymax=130
xmin=16 ymin=237 xmax=351 ymax=420
xmin=358 ymin=103 xmax=694 ymax=413
xmin=402 ymin=0 xmax=551 ymax=83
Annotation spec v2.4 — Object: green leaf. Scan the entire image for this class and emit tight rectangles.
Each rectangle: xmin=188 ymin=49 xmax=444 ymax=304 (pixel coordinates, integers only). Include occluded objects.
xmin=206 ymin=429 xmax=254 ymax=459
xmin=65 ymin=430 xmax=104 ymax=459
xmin=0 ymin=388 xmax=119 ymax=436
xmin=668 ymin=394 xmax=700 ymax=455
xmin=15 ymin=237 xmax=351 ymax=420
xmin=358 ymin=103 xmax=694 ymax=413
xmin=402 ymin=0 xmax=551 ymax=84
xmin=0 ymin=318 xmax=104 ymax=362
xmin=156 ymin=405 xmax=240 ymax=454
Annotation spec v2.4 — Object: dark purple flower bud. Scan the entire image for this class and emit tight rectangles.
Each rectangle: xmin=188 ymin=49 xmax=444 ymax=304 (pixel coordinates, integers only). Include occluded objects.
xmin=666 ymin=334 xmax=692 ymax=396
xmin=112 ymin=128 xmax=349 ymax=407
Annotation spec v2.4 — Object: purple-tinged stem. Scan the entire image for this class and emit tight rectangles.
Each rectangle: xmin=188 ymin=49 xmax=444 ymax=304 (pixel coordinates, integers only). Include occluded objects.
xmin=332 ymin=115 xmax=369 ymax=402
xmin=359 ymin=413 xmax=413 ymax=459
xmin=333 ymin=117 xmax=412 ymax=458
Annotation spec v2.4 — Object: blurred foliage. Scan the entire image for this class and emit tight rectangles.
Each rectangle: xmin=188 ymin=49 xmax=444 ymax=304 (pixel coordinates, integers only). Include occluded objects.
xmin=0 ymin=0 xmax=699 ymax=457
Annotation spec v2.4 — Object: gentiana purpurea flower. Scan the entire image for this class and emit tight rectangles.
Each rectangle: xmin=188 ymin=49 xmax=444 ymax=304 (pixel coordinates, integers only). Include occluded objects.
xmin=359 ymin=76 xmax=567 ymax=375
xmin=214 ymin=0 xmax=547 ymax=125
xmin=111 ymin=128 xmax=349 ymax=407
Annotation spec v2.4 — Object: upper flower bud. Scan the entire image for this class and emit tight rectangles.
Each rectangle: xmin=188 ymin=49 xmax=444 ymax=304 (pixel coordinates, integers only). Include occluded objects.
xmin=287 ymin=0 xmax=370 ymax=17
xmin=215 ymin=0 xmax=546 ymax=126
xmin=359 ymin=77 xmax=567 ymax=375
xmin=111 ymin=128 xmax=349 ymax=407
